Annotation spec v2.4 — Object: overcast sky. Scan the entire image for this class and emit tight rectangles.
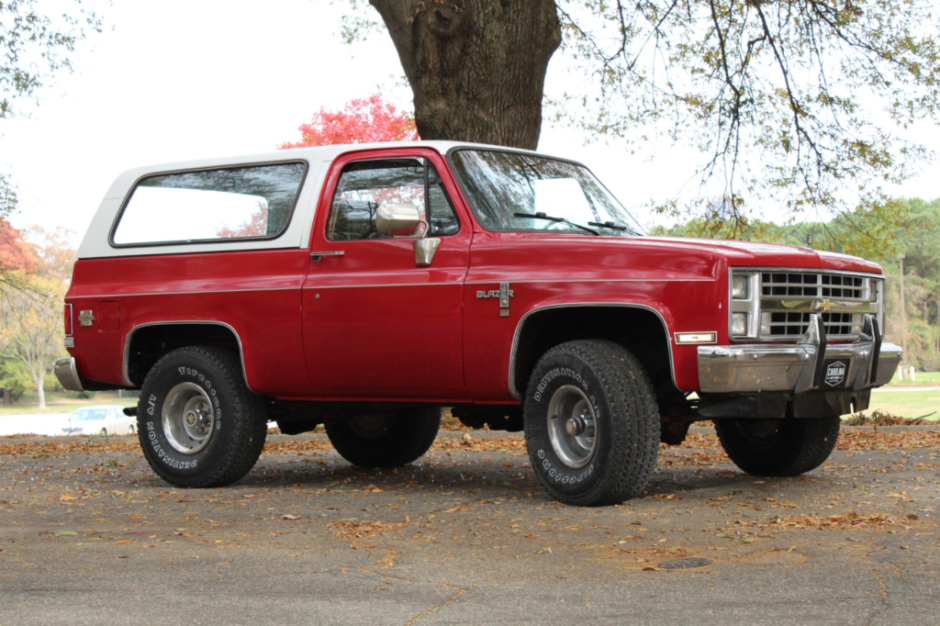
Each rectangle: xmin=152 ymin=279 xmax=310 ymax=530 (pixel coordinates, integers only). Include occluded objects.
xmin=2 ymin=0 xmax=938 ymax=246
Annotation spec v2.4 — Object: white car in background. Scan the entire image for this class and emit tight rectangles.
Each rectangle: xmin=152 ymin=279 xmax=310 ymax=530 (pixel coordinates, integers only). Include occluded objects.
xmin=62 ymin=406 xmax=136 ymax=436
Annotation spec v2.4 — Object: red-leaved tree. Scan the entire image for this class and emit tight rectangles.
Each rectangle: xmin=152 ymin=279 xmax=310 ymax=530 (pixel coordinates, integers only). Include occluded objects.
xmin=216 ymin=203 xmax=269 ymax=239
xmin=0 ymin=220 xmax=34 ymax=275
xmin=279 ymin=94 xmax=418 ymax=148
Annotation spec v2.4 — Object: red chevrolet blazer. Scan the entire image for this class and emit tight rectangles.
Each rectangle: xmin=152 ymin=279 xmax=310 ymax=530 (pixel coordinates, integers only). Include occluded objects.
xmin=56 ymin=141 xmax=901 ymax=505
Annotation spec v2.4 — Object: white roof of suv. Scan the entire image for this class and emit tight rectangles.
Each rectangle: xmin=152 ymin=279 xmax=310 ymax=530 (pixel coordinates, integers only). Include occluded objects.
xmin=77 ymin=141 xmax=545 ymax=259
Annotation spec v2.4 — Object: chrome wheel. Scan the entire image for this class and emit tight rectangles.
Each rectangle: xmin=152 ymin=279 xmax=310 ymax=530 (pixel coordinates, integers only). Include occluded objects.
xmin=547 ymin=385 xmax=598 ymax=469
xmin=162 ymin=382 xmax=215 ymax=454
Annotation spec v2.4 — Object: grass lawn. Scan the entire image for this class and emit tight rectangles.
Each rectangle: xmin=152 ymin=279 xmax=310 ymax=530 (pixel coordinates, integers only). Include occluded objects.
xmin=883 ymin=371 xmax=940 ymax=387
xmin=3 ymin=381 xmax=936 ymax=422
xmin=864 ymin=388 xmax=940 ymax=421
xmin=0 ymin=399 xmax=138 ymax=415
xmin=0 ymin=391 xmax=138 ymax=415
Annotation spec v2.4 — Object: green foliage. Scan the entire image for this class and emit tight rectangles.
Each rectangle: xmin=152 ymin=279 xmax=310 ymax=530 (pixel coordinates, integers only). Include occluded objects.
xmin=0 ymin=0 xmax=102 ymax=120
xmin=0 ymin=174 xmax=14 ymax=218
xmin=649 ymin=197 xmax=910 ymax=259
xmin=334 ymin=0 xmax=381 ymax=45
xmin=0 ymin=357 xmax=31 ymax=400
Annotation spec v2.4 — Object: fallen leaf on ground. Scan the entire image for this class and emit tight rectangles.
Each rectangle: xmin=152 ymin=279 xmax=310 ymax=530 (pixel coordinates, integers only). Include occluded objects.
xmin=763 ymin=513 xmax=910 ymax=530
xmin=328 ymin=520 xmax=407 ymax=540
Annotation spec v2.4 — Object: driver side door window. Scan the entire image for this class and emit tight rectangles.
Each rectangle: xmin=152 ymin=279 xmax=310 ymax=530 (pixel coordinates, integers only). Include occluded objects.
xmin=327 ymin=158 xmax=460 ymax=241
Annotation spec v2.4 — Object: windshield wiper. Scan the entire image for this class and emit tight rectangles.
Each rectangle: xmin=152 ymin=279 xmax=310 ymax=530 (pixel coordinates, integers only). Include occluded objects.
xmin=588 ymin=220 xmax=628 ymax=232
xmin=513 ymin=212 xmax=599 ymax=236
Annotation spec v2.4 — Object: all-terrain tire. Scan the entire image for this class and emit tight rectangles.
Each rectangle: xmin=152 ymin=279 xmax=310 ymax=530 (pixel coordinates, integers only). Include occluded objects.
xmin=714 ymin=417 xmax=840 ymax=477
xmin=523 ymin=340 xmax=660 ymax=506
xmin=137 ymin=346 xmax=267 ymax=488
xmin=325 ymin=408 xmax=441 ymax=468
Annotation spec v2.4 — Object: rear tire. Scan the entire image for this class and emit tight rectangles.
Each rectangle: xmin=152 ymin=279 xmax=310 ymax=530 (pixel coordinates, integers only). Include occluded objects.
xmin=325 ymin=408 xmax=441 ymax=468
xmin=137 ymin=346 xmax=267 ymax=488
xmin=523 ymin=340 xmax=660 ymax=506
xmin=714 ymin=417 xmax=840 ymax=477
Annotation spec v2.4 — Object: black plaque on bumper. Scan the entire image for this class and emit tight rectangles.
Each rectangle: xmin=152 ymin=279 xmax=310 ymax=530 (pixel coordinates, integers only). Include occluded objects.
xmin=821 ymin=359 xmax=850 ymax=390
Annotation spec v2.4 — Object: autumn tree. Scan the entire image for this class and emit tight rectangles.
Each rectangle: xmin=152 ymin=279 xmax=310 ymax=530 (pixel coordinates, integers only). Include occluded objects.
xmin=279 ymin=93 xmax=418 ymax=148
xmin=0 ymin=227 xmax=75 ymax=408
xmin=0 ymin=219 xmax=32 ymax=272
xmin=349 ymin=1 xmax=940 ymax=245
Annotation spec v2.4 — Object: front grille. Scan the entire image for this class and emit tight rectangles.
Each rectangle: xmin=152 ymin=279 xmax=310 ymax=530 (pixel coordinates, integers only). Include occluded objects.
xmin=759 ymin=271 xmax=871 ymax=341
xmin=761 ymin=272 xmax=866 ymax=300
xmin=762 ymin=311 xmax=859 ymax=339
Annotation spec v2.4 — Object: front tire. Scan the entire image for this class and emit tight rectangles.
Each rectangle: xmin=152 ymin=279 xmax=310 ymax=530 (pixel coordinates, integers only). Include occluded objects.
xmin=524 ymin=340 xmax=660 ymax=506
xmin=714 ymin=417 xmax=840 ymax=477
xmin=325 ymin=408 xmax=441 ymax=468
xmin=137 ymin=346 xmax=267 ymax=488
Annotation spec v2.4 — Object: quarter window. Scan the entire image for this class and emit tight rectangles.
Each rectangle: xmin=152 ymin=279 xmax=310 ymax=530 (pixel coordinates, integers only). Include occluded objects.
xmin=112 ymin=162 xmax=306 ymax=246
xmin=327 ymin=158 xmax=460 ymax=241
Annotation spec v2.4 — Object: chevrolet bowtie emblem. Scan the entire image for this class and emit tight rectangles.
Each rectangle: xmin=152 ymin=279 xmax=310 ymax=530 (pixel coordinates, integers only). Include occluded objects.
xmin=819 ymin=299 xmax=834 ymax=313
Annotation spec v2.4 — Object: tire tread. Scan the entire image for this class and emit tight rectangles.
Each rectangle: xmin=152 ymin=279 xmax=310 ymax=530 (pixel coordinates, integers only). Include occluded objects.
xmin=138 ymin=346 xmax=267 ymax=488
xmin=715 ymin=417 xmax=840 ymax=477
xmin=525 ymin=340 xmax=660 ymax=506
xmin=326 ymin=408 xmax=441 ymax=468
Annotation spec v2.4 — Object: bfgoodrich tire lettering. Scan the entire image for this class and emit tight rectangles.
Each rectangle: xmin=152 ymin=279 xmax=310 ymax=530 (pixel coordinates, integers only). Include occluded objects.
xmin=137 ymin=346 xmax=267 ymax=488
xmin=524 ymin=340 xmax=660 ymax=506
xmin=325 ymin=408 xmax=441 ymax=468
xmin=714 ymin=417 xmax=840 ymax=477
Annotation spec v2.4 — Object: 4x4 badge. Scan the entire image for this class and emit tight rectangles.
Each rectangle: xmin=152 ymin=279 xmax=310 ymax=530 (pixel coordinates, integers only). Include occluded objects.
xmin=477 ymin=282 xmax=514 ymax=317
xmin=824 ymin=361 xmax=846 ymax=387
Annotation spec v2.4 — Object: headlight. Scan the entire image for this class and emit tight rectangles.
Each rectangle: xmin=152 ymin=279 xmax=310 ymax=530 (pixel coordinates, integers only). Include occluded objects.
xmin=731 ymin=313 xmax=749 ymax=336
xmin=731 ymin=274 xmax=749 ymax=299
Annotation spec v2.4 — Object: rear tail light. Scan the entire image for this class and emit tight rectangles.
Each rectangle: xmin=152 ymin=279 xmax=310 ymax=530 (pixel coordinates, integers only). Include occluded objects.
xmin=64 ymin=304 xmax=73 ymax=336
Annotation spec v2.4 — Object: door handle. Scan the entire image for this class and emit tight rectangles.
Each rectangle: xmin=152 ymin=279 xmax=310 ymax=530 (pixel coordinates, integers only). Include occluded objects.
xmin=310 ymin=251 xmax=345 ymax=262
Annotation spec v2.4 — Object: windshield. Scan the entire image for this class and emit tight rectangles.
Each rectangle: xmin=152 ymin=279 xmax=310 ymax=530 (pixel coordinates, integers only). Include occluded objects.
xmin=449 ymin=150 xmax=644 ymax=236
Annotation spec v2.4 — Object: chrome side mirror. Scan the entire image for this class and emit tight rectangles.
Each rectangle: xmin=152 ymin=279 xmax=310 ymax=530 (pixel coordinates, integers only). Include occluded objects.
xmin=415 ymin=237 xmax=441 ymax=267
xmin=375 ymin=202 xmax=442 ymax=267
xmin=376 ymin=203 xmax=422 ymax=237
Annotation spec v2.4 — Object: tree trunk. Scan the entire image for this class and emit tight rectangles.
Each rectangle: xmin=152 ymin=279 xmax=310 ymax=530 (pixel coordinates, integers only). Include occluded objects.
xmin=369 ymin=0 xmax=562 ymax=150
xmin=36 ymin=371 xmax=46 ymax=410
xmin=2 ymin=389 xmax=10 ymax=406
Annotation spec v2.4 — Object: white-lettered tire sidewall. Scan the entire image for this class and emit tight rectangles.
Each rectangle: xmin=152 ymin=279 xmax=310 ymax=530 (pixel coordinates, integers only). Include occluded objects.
xmin=138 ymin=357 xmax=232 ymax=483
xmin=525 ymin=356 xmax=611 ymax=499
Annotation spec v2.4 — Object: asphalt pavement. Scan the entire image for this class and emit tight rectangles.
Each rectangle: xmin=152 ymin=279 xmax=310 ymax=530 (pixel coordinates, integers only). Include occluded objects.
xmin=1 ymin=429 xmax=938 ymax=626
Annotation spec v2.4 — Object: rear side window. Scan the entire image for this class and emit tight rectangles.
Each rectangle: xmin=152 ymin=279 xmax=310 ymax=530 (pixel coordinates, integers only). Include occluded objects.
xmin=112 ymin=162 xmax=307 ymax=246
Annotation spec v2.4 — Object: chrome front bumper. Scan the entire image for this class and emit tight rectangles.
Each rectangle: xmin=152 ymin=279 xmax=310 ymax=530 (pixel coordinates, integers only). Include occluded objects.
xmin=698 ymin=314 xmax=901 ymax=394
xmin=54 ymin=357 xmax=84 ymax=392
